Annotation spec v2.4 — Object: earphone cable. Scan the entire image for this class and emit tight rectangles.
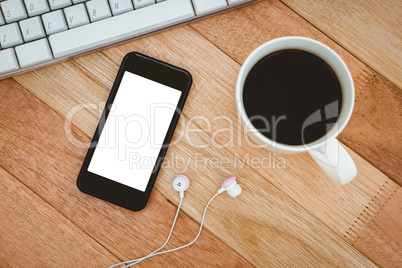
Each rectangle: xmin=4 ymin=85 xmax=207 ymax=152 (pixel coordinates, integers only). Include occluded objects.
xmin=108 ymin=195 xmax=184 ymax=268
xmin=122 ymin=192 xmax=221 ymax=267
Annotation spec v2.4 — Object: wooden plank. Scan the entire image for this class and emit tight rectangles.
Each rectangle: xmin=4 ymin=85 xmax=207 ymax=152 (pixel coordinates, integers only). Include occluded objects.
xmin=280 ymin=0 xmax=402 ymax=89
xmin=10 ymin=56 xmax=115 ymax=136
xmin=0 ymin=79 xmax=251 ymax=267
xmin=190 ymin=0 xmax=402 ymax=185
xmin=352 ymin=185 xmax=402 ymax=267
xmin=339 ymin=74 xmax=402 ymax=184
xmin=0 ymin=166 xmax=119 ymax=267
xmin=13 ymin=27 xmax=378 ymax=266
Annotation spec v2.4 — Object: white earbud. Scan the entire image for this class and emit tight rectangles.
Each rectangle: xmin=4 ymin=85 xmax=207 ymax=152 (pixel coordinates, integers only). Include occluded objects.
xmin=173 ymin=175 xmax=190 ymax=198
xmin=218 ymin=176 xmax=242 ymax=197
xmin=109 ymin=175 xmax=242 ymax=268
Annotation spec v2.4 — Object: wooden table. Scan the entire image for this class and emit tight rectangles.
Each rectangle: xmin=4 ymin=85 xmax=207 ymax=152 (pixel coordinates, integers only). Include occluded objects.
xmin=1 ymin=0 xmax=401 ymax=267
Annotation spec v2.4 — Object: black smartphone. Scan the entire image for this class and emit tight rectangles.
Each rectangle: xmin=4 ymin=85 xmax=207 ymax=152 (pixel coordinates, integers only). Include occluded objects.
xmin=77 ymin=52 xmax=192 ymax=211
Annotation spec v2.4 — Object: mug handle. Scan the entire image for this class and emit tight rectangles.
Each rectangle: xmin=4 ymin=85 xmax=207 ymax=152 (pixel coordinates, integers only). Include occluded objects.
xmin=307 ymin=138 xmax=357 ymax=185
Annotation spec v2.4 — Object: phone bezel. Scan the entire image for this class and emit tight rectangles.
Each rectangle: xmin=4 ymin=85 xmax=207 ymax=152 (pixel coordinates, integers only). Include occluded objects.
xmin=77 ymin=52 xmax=192 ymax=211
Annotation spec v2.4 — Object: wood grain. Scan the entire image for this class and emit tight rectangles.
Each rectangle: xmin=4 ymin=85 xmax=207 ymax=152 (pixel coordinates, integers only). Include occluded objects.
xmin=339 ymin=74 xmax=402 ymax=183
xmin=353 ymin=185 xmax=402 ymax=267
xmin=190 ymin=0 xmax=402 ymax=185
xmin=0 ymin=79 xmax=252 ymax=267
xmin=13 ymin=24 xmax=388 ymax=266
xmin=280 ymin=0 xmax=402 ymax=89
xmin=0 ymin=166 xmax=119 ymax=267
xmin=1 ymin=1 xmax=400 ymax=267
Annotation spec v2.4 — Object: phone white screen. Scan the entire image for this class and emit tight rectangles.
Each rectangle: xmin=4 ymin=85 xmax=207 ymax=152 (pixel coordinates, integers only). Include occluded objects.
xmin=88 ymin=71 xmax=182 ymax=192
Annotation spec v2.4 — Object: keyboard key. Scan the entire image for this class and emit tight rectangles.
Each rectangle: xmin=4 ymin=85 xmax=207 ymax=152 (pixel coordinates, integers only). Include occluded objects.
xmin=109 ymin=0 xmax=133 ymax=16
xmin=0 ymin=48 xmax=19 ymax=74
xmin=24 ymin=0 xmax=50 ymax=17
xmin=192 ymin=0 xmax=227 ymax=15
xmin=1 ymin=0 xmax=28 ymax=23
xmin=64 ymin=4 xmax=89 ymax=28
xmin=132 ymin=0 xmax=155 ymax=9
xmin=0 ymin=23 xmax=23 ymax=48
xmin=0 ymin=10 xmax=5 ymax=25
xmin=48 ymin=0 xmax=72 ymax=10
xmin=73 ymin=0 xmax=86 ymax=3
xmin=86 ymin=0 xmax=112 ymax=22
xmin=42 ymin=10 xmax=68 ymax=34
xmin=19 ymin=16 xmax=46 ymax=42
xmin=15 ymin=38 xmax=53 ymax=67
xmin=49 ymin=0 xmax=194 ymax=58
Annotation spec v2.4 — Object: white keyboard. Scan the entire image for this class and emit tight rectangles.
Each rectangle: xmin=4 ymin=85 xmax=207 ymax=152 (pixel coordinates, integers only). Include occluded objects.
xmin=0 ymin=0 xmax=257 ymax=79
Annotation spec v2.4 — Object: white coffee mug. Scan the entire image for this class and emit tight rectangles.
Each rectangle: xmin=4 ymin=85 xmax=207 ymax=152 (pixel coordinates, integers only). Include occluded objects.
xmin=236 ymin=36 xmax=357 ymax=185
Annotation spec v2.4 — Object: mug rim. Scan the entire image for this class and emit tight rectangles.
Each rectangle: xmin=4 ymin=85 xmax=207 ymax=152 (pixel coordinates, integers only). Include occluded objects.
xmin=236 ymin=36 xmax=355 ymax=152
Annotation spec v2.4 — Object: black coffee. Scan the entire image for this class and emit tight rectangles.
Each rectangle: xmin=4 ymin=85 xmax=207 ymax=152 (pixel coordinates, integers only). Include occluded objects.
xmin=243 ymin=49 xmax=342 ymax=145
